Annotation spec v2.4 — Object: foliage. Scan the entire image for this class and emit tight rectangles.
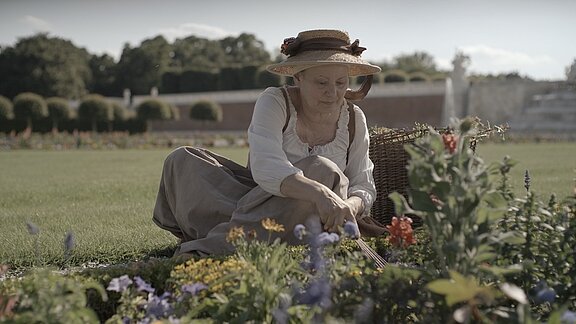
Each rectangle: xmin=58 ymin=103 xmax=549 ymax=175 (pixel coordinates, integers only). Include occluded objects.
xmin=392 ymin=51 xmax=438 ymax=74
xmin=136 ymin=98 xmax=172 ymax=125
xmin=78 ymin=94 xmax=113 ymax=132
xmin=13 ymin=92 xmax=48 ymax=131
xmin=1 ymin=121 xmax=575 ymax=322
xmin=189 ymin=100 xmax=223 ymax=123
xmin=0 ymin=33 xmax=91 ymax=99
xmin=0 ymin=270 xmax=107 ymax=323
xmin=46 ymin=97 xmax=73 ymax=131
xmin=0 ymin=95 xmax=13 ymax=120
xmin=88 ymin=54 xmax=117 ymax=96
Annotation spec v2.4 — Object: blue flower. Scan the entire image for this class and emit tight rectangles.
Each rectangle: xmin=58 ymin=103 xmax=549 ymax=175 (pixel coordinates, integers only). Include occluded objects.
xmin=145 ymin=292 xmax=173 ymax=319
xmin=26 ymin=222 xmax=39 ymax=235
xmin=298 ymin=277 xmax=332 ymax=309
xmin=561 ymin=310 xmax=576 ymax=324
xmin=64 ymin=231 xmax=75 ymax=254
xmin=107 ymin=275 xmax=133 ymax=292
xmin=344 ymin=221 xmax=360 ymax=239
xmin=316 ymin=232 xmax=339 ymax=246
xmin=293 ymin=224 xmax=306 ymax=240
xmin=134 ymin=276 xmax=155 ymax=293
xmin=535 ymin=287 xmax=556 ymax=304
xmin=181 ymin=282 xmax=207 ymax=296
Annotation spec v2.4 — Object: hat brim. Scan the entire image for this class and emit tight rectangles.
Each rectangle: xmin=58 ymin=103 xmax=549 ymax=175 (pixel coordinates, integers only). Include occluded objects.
xmin=266 ymin=50 xmax=382 ymax=77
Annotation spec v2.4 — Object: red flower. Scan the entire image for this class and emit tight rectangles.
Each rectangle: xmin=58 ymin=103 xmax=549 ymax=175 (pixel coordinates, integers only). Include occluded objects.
xmin=442 ymin=133 xmax=458 ymax=154
xmin=386 ymin=216 xmax=416 ymax=248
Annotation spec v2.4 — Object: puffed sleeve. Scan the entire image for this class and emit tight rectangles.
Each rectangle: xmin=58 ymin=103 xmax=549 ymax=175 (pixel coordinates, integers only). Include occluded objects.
xmin=345 ymin=106 xmax=377 ymax=219
xmin=248 ymin=87 xmax=303 ymax=196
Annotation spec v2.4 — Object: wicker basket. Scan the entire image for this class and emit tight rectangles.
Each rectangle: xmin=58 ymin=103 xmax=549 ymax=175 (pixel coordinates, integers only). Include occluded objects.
xmin=368 ymin=128 xmax=428 ymax=227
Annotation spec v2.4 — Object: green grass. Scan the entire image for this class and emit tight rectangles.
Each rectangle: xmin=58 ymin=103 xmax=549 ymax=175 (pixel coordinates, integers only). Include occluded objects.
xmin=0 ymin=143 xmax=574 ymax=270
xmin=0 ymin=148 xmax=248 ymax=270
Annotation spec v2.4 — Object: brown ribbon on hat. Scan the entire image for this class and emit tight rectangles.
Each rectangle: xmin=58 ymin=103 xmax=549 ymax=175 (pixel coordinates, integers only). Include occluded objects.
xmin=281 ymin=37 xmax=366 ymax=57
xmin=345 ymin=75 xmax=373 ymax=101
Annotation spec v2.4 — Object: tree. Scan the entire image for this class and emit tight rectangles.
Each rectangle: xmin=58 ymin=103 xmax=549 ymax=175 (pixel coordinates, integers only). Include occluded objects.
xmin=78 ymin=94 xmax=113 ymax=132
xmin=46 ymin=97 xmax=72 ymax=133
xmin=136 ymin=99 xmax=172 ymax=131
xmin=393 ymin=51 xmax=438 ymax=74
xmin=189 ymin=100 xmax=223 ymax=123
xmin=0 ymin=33 xmax=92 ymax=99
xmin=0 ymin=95 xmax=13 ymax=120
xmin=88 ymin=54 xmax=118 ymax=96
xmin=115 ymin=36 xmax=173 ymax=95
xmin=219 ymin=33 xmax=271 ymax=67
xmin=172 ymin=36 xmax=227 ymax=71
xmin=13 ymin=92 xmax=48 ymax=133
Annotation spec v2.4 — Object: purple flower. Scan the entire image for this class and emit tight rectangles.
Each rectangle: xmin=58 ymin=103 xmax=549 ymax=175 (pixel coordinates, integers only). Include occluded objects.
xmin=298 ymin=277 xmax=332 ymax=309
xmin=145 ymin=292 xmax=173 ymax=318
xmin=181 ymin=282 xmax=207 ymax=296
xmin=26 ymin=222 xmax=39 ymax=235
xmin=344 ymin=221 xmax=360 ymax=239
xmin=107 ymin=275 xmax=133 ymax=292
xmin=134 ymin=276 xmax=155 ymax=293
xmin=535 ymin=287 xmax=556 ymax=304
xmin=316 ymin=232 xmax=339 ymax=246
xmin=293 ymin=224 xmax=306 ymax=240
xmin=561 ymin=310 xmax=576 ymax=324
xmin=64 ymin=231 xmax=75 ymax=254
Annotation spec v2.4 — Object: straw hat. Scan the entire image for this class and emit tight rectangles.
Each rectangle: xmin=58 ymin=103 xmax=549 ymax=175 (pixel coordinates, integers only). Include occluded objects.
xmin=266 ymin=29 xmax=382 ymax=77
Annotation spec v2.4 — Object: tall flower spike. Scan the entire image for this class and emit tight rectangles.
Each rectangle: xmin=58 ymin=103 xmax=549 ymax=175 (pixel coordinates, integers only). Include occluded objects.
xmin=524 ymin=169 xmax=531 ymax=192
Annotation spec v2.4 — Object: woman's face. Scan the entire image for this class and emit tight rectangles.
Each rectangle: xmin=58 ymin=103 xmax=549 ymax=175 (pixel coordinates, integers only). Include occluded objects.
xmin=297 ymin=64 xmax=349 ymax=112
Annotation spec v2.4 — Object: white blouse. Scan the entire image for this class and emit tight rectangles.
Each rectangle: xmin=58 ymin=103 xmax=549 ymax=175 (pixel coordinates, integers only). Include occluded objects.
xmin=247 ymin=87 xmax=376 ymax=217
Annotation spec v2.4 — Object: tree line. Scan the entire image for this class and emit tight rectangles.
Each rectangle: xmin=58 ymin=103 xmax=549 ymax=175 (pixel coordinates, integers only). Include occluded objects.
xmin=0 ymin=33 xmax=458 ymax=100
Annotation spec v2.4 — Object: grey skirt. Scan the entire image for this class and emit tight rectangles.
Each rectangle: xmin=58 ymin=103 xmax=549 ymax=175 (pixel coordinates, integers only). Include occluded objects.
xmin=152 ymin=146 xmax=378 ymax=256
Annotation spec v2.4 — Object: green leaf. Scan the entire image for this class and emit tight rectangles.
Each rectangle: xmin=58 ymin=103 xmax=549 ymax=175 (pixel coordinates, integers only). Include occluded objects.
xmin=409 ymin=190 xmax=438 ymax=212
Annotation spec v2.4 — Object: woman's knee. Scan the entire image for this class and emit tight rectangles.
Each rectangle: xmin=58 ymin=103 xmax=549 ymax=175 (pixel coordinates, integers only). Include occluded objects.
xmin=295 ymin=155 xmax=346 ymax=186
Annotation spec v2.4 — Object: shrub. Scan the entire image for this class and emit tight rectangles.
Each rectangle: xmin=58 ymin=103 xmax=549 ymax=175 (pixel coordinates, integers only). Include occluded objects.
xmin=256 ymin=68 xmax=281 ymax=88
xmin=136 ymin=99 xmax=171 ymax=121
xmin=46 ymin=97 xmax=72 ymax=132
xmin=383 ymin=69 xmax=409 ymax=83
xmin=179 ymin=70 xmax=219 ymax=93
xmin=189 ymin=100 xmax=222 ymax=123
xmin=78 ymin=94 xmax=113 ymax=132
xmin=0 ymin=95 xmax=13 ymax=120
xmin=13 ymin=92 xmax=48 ymax=132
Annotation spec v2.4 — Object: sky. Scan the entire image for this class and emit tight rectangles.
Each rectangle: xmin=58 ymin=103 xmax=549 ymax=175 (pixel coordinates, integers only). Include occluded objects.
xmin=1 ymin=0 xmax=575 ymax=81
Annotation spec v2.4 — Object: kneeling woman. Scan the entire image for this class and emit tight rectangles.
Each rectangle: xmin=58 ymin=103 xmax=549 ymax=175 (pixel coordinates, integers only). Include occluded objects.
xmin=153 ymin=29 xmax=382 ymax=256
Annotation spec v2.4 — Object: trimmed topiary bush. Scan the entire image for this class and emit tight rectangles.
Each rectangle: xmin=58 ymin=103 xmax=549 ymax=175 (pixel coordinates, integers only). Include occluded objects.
xmin=383 ymin=69 xmax=409 ymax=83
xmin=13 ymin=92 xmax=48 ymax=132
xmin=78 ymin=94 xmax=113 ymax=132
xmin=0 ymin=95 xmax=14 ymax=121
xmin=136 ymin=99 xmax=171 ymax=121
xmin=189 ymin=100 xmax=222 ymax=123
xmin=46 ymin=97 xmax=72 ymax=132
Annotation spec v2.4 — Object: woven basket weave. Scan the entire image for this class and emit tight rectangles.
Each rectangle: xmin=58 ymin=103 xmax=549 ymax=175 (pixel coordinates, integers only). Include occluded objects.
xmin=368 ymin=128 xmax=428 ymax=227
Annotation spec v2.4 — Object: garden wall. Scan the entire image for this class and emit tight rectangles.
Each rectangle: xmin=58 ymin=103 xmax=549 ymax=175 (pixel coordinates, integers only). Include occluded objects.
xmin=144 ymin=82 xmax=446 ymax=132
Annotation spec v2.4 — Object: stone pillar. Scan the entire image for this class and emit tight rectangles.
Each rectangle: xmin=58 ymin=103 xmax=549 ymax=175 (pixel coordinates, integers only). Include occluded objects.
xmin=449 ymin=51 xmax=470 ymax=118
xmin=566 ymin=58 xmax=576 ymax=85
xmin=123 ymin=88 xmax=132 ymax=107
xmin=150 ymin=86 xmax=159 ymax=97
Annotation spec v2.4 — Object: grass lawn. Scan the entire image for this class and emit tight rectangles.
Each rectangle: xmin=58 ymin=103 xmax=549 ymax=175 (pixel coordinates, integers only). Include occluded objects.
xmin=0 ymin=142 xmax=574 ymax=270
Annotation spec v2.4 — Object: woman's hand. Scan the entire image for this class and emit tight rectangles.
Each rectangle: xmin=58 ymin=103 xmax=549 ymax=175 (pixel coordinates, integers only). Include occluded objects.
xmin=314 ymin=187 xmax=357 ymax=232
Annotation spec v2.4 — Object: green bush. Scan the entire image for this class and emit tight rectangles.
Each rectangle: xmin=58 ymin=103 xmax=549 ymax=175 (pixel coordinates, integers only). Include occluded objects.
xmin=46 ymin=97 xmax=72 ymax=131
xmin=136 ymin=99 xmax=171 ymax=121
xmin=13 ymin=92 xmax=48 ymax=131
xmin=383 ymin=69 xmax=409 ymax=83
xmin=0 ymin=95 xmax=13 ymax=121
xmin=189 ymin=100 xmax=222 ymax=122
xmin=78 ymin=94 xmax=113 ymax=132
xmin=256 ymin=68 xmax=281 ymax=88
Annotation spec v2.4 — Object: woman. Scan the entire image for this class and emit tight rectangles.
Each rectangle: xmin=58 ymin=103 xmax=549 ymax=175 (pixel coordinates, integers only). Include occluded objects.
xmin=153 ymin=29 xmax=383 ymax=256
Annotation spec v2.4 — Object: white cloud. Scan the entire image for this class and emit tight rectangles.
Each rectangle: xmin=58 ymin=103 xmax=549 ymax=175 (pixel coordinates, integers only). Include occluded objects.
xmin=21 ymin=15 xmax=53 ymax=32
xmin=157 ymin=23 xmax=238 ymax=41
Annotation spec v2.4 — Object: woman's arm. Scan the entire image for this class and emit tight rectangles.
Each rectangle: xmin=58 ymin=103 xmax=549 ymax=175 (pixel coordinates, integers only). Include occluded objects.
xmin=280 ymin=173 xmax=363 ymax=232
xmin=345 ymin=106 xmax=377 ymax=219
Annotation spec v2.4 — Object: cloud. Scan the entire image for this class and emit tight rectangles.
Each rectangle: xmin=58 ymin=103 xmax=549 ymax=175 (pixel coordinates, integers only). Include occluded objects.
xmin=458 ymin=44 xmax=554 ymax=70
xmin=157 ymin=23 xmax=238 ymax=41
xmin=21 ymin=15 xmax=53 ymax=32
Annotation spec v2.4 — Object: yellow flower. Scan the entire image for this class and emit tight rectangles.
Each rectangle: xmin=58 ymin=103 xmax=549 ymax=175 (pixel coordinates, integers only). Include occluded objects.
xmin=226 ymin=226 xmax=245 ymax=243
xmin=261 ymin=218 xmax=285 ymax=233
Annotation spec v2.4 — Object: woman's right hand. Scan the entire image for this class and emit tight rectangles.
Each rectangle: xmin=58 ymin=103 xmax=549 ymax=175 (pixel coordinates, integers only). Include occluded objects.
xmin=313 ymin=187 xmax=356 ymax=232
